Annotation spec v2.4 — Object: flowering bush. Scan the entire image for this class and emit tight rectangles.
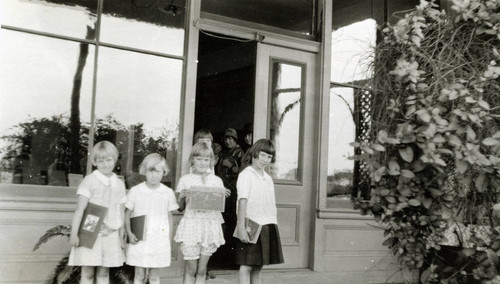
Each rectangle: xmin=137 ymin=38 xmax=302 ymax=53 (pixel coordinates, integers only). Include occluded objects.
xmin=352 ymin=0 xmax=500 ymax=282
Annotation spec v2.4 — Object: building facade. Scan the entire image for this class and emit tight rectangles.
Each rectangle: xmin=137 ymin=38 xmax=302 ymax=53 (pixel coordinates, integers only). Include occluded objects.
xmin=0 ymin=0 xmax=452 ymax=283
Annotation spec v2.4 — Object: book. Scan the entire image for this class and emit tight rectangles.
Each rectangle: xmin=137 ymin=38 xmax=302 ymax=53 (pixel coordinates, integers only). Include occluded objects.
xmin=130 ymin=215 xmax=147 ymax=241
xmin=233 ymin=217 xmax=262 ymax=244
xmin=188 ymin=186 xmax=226 ymax=212
xmin=78 ymin=202 xmax=108 ymax=248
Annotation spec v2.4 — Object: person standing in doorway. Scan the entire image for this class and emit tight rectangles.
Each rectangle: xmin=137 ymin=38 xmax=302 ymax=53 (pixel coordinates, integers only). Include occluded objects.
xmin=214 ymin=128 xmax=244 ymax=267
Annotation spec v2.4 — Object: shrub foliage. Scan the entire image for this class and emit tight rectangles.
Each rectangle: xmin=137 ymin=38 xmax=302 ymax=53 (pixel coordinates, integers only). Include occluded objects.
xmin=352 ymin=0 xmax=500 ymax=282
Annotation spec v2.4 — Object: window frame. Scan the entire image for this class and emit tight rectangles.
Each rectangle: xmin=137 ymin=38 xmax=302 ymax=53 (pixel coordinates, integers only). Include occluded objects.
xmin=0 ymin=0 xmax=188 ymax=190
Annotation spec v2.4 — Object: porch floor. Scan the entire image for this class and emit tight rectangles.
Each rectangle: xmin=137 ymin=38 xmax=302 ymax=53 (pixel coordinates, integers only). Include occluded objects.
xmin=165 ymin=269 xmax=412 ymax=284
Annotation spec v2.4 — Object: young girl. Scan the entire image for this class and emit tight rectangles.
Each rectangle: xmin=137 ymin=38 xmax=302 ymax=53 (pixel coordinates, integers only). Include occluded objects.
xmin=174 ymin=142 xmax=230 ymax=284
xmin=68 ymin=141 xmax=126 ymax=284
xmin=193 ymin=129 xmax=217 ymax=174
xmin=124 ymin=153 xmax=179 ymax=284
xmin=193 ymin=128 xmax=213 ymax=147
xmin=235 ymin=139 xmax=284 ymax=284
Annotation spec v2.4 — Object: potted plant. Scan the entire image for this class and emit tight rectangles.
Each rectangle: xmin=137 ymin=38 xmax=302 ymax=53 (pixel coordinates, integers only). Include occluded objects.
xmin=352 ymin=0 xmax=500 ymax=283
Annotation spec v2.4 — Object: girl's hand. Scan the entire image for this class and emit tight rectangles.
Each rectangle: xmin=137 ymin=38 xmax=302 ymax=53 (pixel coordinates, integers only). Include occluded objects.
xmin=128 ymin=232 xmax=138 ymax=244
xmin=69 ymin=234 xmax=79 ymax=247
xmin=225 ymin=188 xmax=231 ymax=198
xmin=179 ymin=189 xmax=189 ymax=199
xmin=236 ymin=226 xmax=249 ymax=243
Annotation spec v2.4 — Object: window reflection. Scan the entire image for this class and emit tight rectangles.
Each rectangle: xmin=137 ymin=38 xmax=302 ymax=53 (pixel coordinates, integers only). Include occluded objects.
xmin=270 ymin=62 xmax=302 ymax=181
xmin=331 ymin=19 xmax=375 ymax=84
xmin=1 ymin=0 xmax=98 ymax=40
xmin=0 ymin=30 xmax=94 ymax=186
xmin=328 ymin=88 xmax=355 ymax=198
xmin=101 ymin=0 xmax=185 ymax=56
xmin=328 ymin=19 xmax=375 ymax=203
xmin=95 ymin=47 xmax=182 ymax=188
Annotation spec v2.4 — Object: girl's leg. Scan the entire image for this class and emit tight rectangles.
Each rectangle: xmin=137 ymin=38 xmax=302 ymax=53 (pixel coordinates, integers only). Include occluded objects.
xmin=183 ymin=260 xmax=198 ymax=284
xmin=134 ymin=267 xmax=147 ymax=284
xmin=95 ymin=267 xmax=110 ymax=284
xmin=239 ymin=265 xmax=252 ymax=284
xmin=148 ymin=268 xmax=161 ymax=284
xmin=250 ymin=265 xmax=263 ymax=284
xmin=194 ymin=255 xmax=211 ymax=284
xmin=80 ymin=266 xmax=95 ymax=284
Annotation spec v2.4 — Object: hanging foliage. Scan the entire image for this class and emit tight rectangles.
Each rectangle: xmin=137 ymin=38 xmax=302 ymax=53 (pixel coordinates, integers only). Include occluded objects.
xmin=352 ymin=0 xmax=500 ymax=282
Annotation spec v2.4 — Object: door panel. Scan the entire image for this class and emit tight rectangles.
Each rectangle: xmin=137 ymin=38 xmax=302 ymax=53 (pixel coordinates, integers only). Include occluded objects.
xmin=254 ymin=43 xmax=316 ymax=268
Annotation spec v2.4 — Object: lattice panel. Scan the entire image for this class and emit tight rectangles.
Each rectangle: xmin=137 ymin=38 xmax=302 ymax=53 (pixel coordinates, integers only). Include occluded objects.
xmin=353 ymin=89 xmax=372 ymax=199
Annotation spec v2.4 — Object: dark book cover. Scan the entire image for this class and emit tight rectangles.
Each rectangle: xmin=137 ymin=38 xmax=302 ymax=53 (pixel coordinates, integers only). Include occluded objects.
xmin=233 ymin=217 xmax=262 ymax=244
xmin=78 ymin=202 xmax=107 ymax=248
xmin=130 ymin=215 xmax=146 ymax=241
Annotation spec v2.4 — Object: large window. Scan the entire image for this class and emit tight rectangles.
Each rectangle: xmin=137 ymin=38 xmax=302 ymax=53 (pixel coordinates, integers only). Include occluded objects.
xmin=328 ymin=19 xmax=376 ymax=203
xmin=0 ymin=0 xmax=185 ymax=188
xmin=327 ymin=0 xmax=420 ymax=207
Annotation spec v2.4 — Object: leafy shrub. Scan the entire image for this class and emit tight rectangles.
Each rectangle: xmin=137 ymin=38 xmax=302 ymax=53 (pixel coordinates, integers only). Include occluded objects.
xmin=352 ymin=0 xmax=500 ymax=282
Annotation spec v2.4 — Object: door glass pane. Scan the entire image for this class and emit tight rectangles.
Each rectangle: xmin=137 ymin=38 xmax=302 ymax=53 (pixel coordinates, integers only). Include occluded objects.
xmin=270 ymin=62 xmax=302 ymax=181
xmin=201 ymin=0 xmax=315 ymax=39
xmin=0 ymin=30 xmax=94 ymax=186
xmin=100 ymin=0 xmax=185 ymax=56
xmin=95 ymin=47 xmax=182 ymax=188
xmin=1 ymin=0 xmax=98 ymax=40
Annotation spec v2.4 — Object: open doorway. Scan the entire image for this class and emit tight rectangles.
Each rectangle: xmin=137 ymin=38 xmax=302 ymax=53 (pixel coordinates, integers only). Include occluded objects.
xmin=194 ymin=31 xmax=257 ymax=269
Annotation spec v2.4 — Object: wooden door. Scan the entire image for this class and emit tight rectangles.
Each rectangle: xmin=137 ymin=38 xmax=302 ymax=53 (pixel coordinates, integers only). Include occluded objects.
xmin=254 ymin=43 xmax=317 ymax=268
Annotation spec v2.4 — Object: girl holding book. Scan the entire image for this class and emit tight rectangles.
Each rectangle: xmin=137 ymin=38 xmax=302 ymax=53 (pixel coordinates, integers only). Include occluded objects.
xmin=174 ymin=142 xmax=230 ymax=284
xmin=68 ymin=141 xmax=127 ymax=284
xmin=124 ymin=153 xmax=179 ymax=284
xmin=235 ymin=139 xmax=284 ymax=284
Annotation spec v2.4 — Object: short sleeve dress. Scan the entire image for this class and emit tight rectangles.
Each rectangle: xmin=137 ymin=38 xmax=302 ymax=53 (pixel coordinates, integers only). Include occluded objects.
xmin=68 ymin=170 xmax=126 ymax=267
xmin=174 ymin=173 xmax=225 ymax=248
xmin=124 ymin=182 xmax=179 ymax=268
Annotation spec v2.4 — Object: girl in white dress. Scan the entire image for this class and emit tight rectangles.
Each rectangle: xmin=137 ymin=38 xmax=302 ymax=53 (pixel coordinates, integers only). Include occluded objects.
xmin=174 ymin=142 xmax=231 ymax=284
xmin=124 ymin=153 xmax=179 ymax=284
xmin=68 ymin=141 xmax=126 ymax=284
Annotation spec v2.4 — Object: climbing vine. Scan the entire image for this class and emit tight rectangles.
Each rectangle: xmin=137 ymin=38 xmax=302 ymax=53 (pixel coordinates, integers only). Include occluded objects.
xmin=352 ymin=1 xmax=500 ymax=282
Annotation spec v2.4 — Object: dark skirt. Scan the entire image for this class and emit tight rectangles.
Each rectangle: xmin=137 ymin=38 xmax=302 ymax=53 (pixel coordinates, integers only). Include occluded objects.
xmin=235 ymin=224 xmax=284 ymax=266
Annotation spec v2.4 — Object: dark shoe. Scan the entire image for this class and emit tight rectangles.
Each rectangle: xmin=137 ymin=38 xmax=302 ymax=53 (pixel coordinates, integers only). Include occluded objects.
xmin=206 ymin=271 xmax=216 ymax=280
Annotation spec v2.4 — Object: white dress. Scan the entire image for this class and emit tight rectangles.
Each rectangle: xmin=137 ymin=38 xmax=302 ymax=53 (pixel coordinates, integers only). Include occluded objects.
xmin=174 ymin=173 xmax=225 ymax=248
xmin=124 ymin=182 xmax=179 ymax=268
xmin=68 ymin=171 xmax=126 ymax=267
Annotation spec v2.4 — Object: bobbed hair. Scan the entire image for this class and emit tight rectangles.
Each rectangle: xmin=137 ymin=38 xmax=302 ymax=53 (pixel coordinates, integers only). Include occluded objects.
xmin=189 ymin=142 xmax=215 ymax=166
xmin=90 ymin=141 xmax=119 ymax=165
xmin=194 ymin=129 xmax=213 ymax=143
xmin=240 ymin=139 xmax=276 ymax=171
xmin=139 ymin=153 xmax=169 ymax=176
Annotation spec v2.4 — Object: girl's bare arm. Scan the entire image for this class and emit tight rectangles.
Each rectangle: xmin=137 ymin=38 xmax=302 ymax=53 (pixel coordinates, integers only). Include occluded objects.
xmin=168 ymin=211 xmax=174 ymax=243
xmin=236 ymin=198 xmax=249 ymax=243
xmin=177 ymin=190 xmax=188 ymax=212
xmin=124 ymin=208 xmax=137 ymax=244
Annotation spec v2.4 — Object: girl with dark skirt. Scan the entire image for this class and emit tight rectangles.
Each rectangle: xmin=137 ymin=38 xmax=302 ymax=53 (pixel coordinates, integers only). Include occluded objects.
xmin=235 ymin=139 xmax=284 ymax=284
